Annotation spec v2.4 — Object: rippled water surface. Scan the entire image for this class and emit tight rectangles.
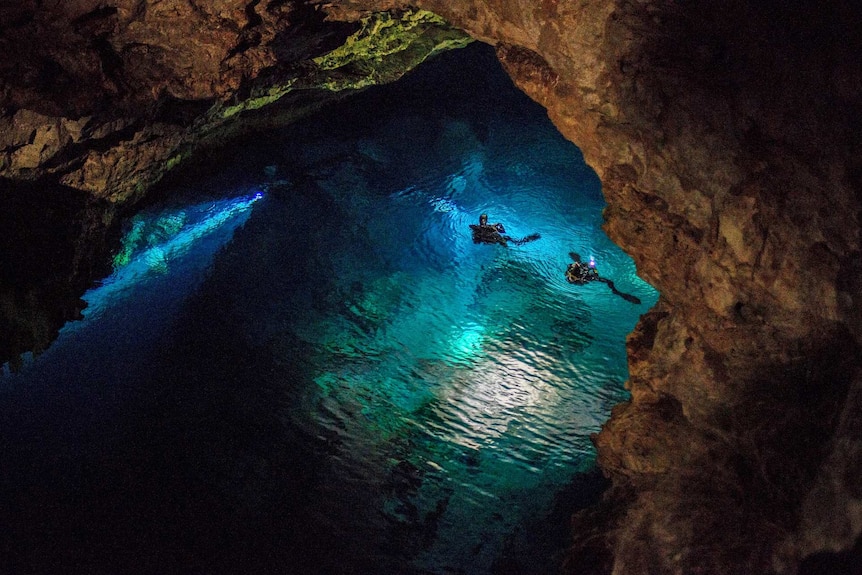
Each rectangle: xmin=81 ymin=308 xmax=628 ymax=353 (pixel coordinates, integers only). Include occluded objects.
xmin=1 ymin=44 xmax=657 ymax=574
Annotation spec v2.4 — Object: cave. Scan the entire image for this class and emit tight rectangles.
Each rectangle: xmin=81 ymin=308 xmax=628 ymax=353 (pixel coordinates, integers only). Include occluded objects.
xmin=1 ymin=2 xmax=861 ymax=575
xmin=2 ymin=41 xmax=658 ymax=574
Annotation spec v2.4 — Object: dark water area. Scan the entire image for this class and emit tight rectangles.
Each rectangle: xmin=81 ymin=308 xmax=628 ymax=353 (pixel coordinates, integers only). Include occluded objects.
xmin=0 ymin=43 xmax=657 ymax=575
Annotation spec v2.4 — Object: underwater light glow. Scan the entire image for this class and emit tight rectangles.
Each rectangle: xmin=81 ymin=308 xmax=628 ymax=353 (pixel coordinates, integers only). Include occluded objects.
xmin=86 ymin=192 xmax=263 ymax=319
xmin=447 ymin=323 xmax=486 ymax=363
xmin=113 ymin=192 xmax=263 ymax=271
xmin=0 ymin=41 xmax=659 ymax=575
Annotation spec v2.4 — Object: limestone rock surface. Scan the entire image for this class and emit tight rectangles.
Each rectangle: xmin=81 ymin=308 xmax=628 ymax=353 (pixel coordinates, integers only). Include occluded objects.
xmin=0 ymin=1 xmax=469 ymax=201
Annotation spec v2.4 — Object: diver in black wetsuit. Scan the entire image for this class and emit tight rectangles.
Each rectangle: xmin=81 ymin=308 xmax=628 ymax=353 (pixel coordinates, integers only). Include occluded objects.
xmin=566 ymin=252 xmax=641 ymax=304
xmin=470 ymin=214 xmax=540 ymax=247
xmin=565 ymin=259 xmax=599 ymax=284
xmin=470 ymin=213 xmax=508 ymax=246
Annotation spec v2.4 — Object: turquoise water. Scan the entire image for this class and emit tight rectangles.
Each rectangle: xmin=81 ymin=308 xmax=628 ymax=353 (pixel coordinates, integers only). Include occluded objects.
xmin=0 ymin=44 xmax=656 ymax=574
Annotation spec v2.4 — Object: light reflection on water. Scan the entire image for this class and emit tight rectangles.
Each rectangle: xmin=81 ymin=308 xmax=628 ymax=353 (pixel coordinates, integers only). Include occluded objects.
xmin=0 ymin=43 xmax=657 ymax=574
xmin=251 ymin=69 xmax=659 ymax=569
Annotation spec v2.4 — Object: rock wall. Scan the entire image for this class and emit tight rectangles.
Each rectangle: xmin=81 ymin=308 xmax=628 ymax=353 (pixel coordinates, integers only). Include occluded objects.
xmin=330 ymin=2 xmax=862 ymax=572
xmin=0 ymin=1 xmax=469 ymax=202
xmin=2 ymin=1 xmax=861 ymax=573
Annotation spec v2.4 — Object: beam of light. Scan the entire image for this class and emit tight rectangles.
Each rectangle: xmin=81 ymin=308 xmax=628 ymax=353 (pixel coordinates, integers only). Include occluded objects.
xmin=3 ymin=191 xmax=265 ymax=375
xmin=84 ymin=192 xmax=264 ymax=320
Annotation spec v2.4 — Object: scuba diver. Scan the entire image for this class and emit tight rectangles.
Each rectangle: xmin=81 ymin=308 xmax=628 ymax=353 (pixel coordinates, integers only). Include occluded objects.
xmin=565 ymin=254 xmax=600 ymax=284
xmin=470 ymin=214 xmax=541 ymax=247
xmin=566 ymin=252 xmax=642 ymax=304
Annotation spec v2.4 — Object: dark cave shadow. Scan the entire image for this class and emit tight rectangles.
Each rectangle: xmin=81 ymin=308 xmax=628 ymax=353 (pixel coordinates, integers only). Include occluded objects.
xmin=799 ymin=533 xmax=862 ymax=575
xmin=0 ymin=178 xmax=118 ymax=368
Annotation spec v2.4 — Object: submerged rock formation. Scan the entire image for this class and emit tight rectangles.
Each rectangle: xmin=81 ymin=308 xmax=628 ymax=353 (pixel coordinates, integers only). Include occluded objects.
xmin=2 ymin=1 xmax=860 ymax=573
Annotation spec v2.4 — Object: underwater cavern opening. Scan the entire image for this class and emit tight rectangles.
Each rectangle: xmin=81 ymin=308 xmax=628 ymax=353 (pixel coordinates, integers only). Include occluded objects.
xmin=0 ymin=42 xmax=658 ymax=575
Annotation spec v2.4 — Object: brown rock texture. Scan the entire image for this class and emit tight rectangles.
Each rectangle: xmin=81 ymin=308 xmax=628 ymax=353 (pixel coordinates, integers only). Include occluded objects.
xmin=0 ymin=1 xmax=469 ymax=202
xmin=2 ymin=1 xmax=861 ymax=574
xmin=328 ymin=1 xmax=862 ymax=572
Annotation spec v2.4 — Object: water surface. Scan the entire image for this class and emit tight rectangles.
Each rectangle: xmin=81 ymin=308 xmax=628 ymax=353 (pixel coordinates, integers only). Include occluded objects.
xmin=1 ymin=43 xmax=657 ymax=575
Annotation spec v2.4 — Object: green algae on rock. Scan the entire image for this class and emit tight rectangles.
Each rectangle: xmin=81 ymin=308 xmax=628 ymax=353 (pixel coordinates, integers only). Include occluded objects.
xmin=220 ymin=10 xmax=471 ymax=119
xmin=311 ymin=9 xmax=473 ymax=91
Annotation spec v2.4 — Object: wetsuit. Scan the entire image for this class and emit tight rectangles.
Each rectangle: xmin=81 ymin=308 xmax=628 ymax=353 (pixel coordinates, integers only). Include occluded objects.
xmin=470 ymin=223 xmax=508 ymax=246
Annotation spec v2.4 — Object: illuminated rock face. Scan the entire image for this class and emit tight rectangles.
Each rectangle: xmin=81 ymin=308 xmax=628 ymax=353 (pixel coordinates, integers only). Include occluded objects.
xmin=0 ymin=2 xmax=470 ymax=201
xmin=2 ymin=1 xmax=861 ymax=573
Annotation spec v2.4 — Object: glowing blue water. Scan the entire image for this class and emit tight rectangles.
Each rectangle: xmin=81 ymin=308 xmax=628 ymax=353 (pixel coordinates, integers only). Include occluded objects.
xmin=250 ymin=92 xmax=658 ymax=572
xmin=1 ymin=193 xmax=262 ymax=385
xmin=0 ymin=44 xmax=657 ymax=574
